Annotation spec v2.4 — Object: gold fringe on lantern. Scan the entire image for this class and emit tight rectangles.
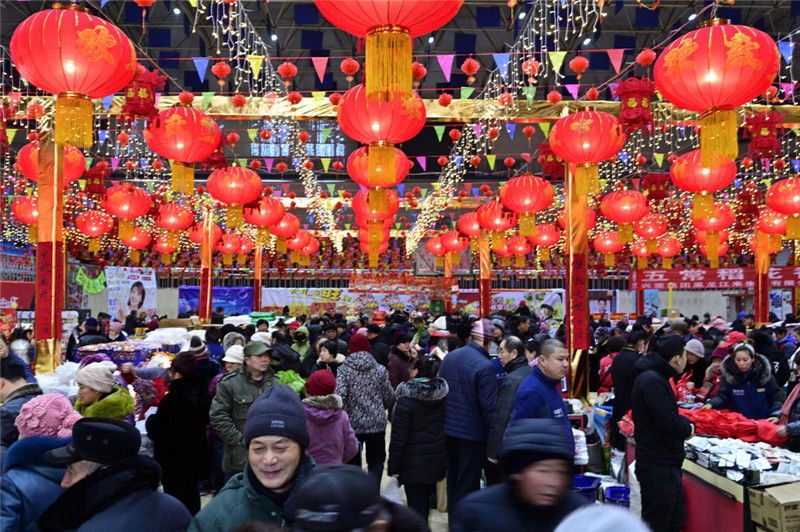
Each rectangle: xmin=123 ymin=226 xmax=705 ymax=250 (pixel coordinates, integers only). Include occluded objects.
xmin=604 ymin=253 xmax=615 ymax=269
xmin=275 ymin=237 xmax=287 ymax=254
xmin=574 ymin=164 xmax=598 ymax=197
xmin=538 ymin=247 xmax=550 ymax=263
xmin=365 ymin=26 xmax=412 ymax=101
xmin=166 ymin=230 xmax=180 ymax=248
xmin=369 ymin=252 xmax=379 ymax=268
xmin=161 ymin=253 xmax=172 ymax=265
xmin=619 ymin=223 xmax=633 ymax=244
xmin=706 ymin=230 xmax=720 ymax=268
xmin=368 ymin=187 xmax=389 ymax=218
xmin=55 ymin=93 xmax=93 ymax=148
xmin=637 ymin=257 xmax=647 ymax=270
xmin=118 ymin=220 xmax=135 ymax=241
xmin=519 ymin=213 xmax=537 ymax=237
xmin=290 ymin=249 xmax=300 ymax=263
xmin=663 ymin=256 xmax=673 ymax=269
xmin=227 ymin=204 xmax=244 ymax=227
xmin=88 ymin=237 xmax=100 ymax=253
xmin=787 ymin=215 xmax=800 ymax=240
xmin=700 ymin=109 xmax=739 ymax=166
xmin=237 ymin=254 xmax=247 ymax=265
xmin=129 ymin=249 xmax=140 ymax=263
xmin=223 ymin=253 xmax=233 ymax=266
xmin=301 ymin=254 xmax=310 ymax=267
xmin=491 ymin=231 xmax=505 ymax=252
xmin=368 ymin=142 xmax=396 ymax=188
xmin=435 ymin=255 xmax=444 ymax=268
xmin=256 ymin=227 xmax=270 ymax=245
xmin=501 ymin=256 xmax=511 ymax=268
xmin=646 ymin=238 xmax=657 ymax=254
xmin=692 ymin=192 xmax=714 ymax=219
xmin=515 ymin=255 xmax=524 ymax=268
xmin=470 ymin=238 xmax=478 ymax=254
xmin=450 ymin=252 xmax=460 ymax=265
xmin=769 ymin=233 xmax=783 ymax=253
xmin=27 ymin=225 xmax=37 ymax=244
xmin=172 ymin=162 xmax=195 ymax=194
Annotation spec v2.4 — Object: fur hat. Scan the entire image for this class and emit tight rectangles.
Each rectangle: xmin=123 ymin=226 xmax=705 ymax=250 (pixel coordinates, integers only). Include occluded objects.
xmin=15 ymin=393 xmax=82 ymax=439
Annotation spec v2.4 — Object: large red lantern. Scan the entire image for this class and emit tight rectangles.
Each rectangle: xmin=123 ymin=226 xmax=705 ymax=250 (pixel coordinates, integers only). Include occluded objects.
xmin=12 ymin=196 xmax=38 ymax=243
xmin=548 ymin=111 xmax=626 ymax=195
xmin=145 ymin=105 xmax=220 ymax=193
xmin=507 ymin=234 xmax=532 ymax=268
xmin=654 ymin=20 xmax=779 ymax=165
xmin=270 ymin=212 xmax=300 ymax=253
xmin=529 ymin=223 xmax=561 ymax=263
xmin=756 ymin=209 xmax=786 ymax=253
xmin=243 ymin=197 xmax=285 ymax=244
xmin=154 ymin=203 xmax=193 ymax=248
xmin=656 ymin=235 xmax=682 ymax=269
xmin=766 ymin=177 xmax=800 ymax=239
xmin=10 ymin=6 xmax=137 ymax=148
xmin=425 ymin=236 xmax=446 ymax=268
xmin=300 ymin=236 xmax=320 ymax=267
xmin=75 ymin=209 xmax=114 ymax=253
xmin=670 ymin=150 xmax=736 ymax=217
xmin=188 ymin=221 xmax=223 ymax=245
xmin=153 ymin=234 xmax=179 ymax=264
xmin=215 ymin=232 xmax=242 ymax=266
xmin=440 ymin=229 xmax=470 ymax=264
xmin=634 ymin=213 xmax=669 ymax=253
xmin=457 ymin=211 xmax=481 ymax=252
xmin=207 ymin=166 xmax=263 ymax=226
xmin=347 ymin=145 xmax=411 ymax=213
xmin=15 ymin=141 xmax=85 ymax=184
xmin=611 ymin=77 xmax=656 ymax=135
xmin=593 ymin=231 xmax=623 ymax=268
xmin=600 ymin=189 xmax=649 ymax=243
xmin=287 ymin=230 xmax=312 ymax=263
xmin=236 ymin=236 xmax=255 ymax=264
xmin=119 ymin=226 xmax=151 ymax=263
xmin=338 ymin=85 xmax=426 ymax=144
xmin=693 ymin=202 xmax=734 ymax=267
xmin=101 ymin=184 xmax=152 ymax=240
xmin=477 ymin=199 xmax=518 ymax=251
xmin=499 ymin=174 xmax=554 ymax=236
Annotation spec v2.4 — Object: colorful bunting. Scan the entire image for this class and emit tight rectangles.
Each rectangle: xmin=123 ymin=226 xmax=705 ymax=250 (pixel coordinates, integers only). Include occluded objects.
xmin=264 ymin=159 xmax=274 ymax=173
xmin=321 ymin=158 xmax=331 ymax=172
xmin=311 ymin=57 xmax=329 ymax=82
xmin=201 ymin=92 xmax=214 ymax=110
xmin=486 ymin=155 xmax=496 ymax=170
xmin=460 ymin=86 xmax=474 ymax=101
xmin=653 ymin=153 xmax=664 ymax=167
xmin=434 ymin=125 xmax=445 ymax=142
xmin=522 ymin=87 xmax=536 ymax=105
xmin=505 ymin=123 xmax=516 ymax=140
xmin=492 ymin=53 xmax=511 ymax=81
xmin=192 ymin=57 xmax=209 ymax=81
xmin=564 ymin=84 xmax=580 ymax=100
xmin=778 ymin=41 xmax=795 ymax=64
xmin=248 ymin=56 xmax=264 ymax=78
xmin=539 ymin=123 xmax=550 ymax=137
xmin=320 ymin=128 xmax=332 ymax=143
xmin=416 ymin=157 xmax=427 ymax=171
xmin=548 ymin=51 xmax=567 ymax=74
xmin=607 ymin=49 xmax=625 ymax=73
xmin=437 ymin=54 xmax=454 ymax=82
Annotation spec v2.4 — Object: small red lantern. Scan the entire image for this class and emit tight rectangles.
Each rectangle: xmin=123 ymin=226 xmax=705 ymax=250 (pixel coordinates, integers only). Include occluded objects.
xmin=593 ymin=231 xmax=624 ymax=268
xmin=340 ymin=57 xmax=360 ymax=82
xmin=277 ymin=61 xmax=298 ymax=86
xmin=154 ymin=202 xmax=193 ymax=249
xmin=656 ymin=235 xmax=681 ymax=269
xmin=211 ymin=61 xmax=231 ymax=87
xmin=75 ymin=210 xmax=115 ymax=253
xmin=670 ymin=149 xmax=736 ymax=217
xmin=537 ymin=141 xmax=564 ymax=181
xmin=425 ymin=236 xmax=446 ymax=268
xmin=12 ymin=196 xmax=38 ymax=243
xmin=215 ymin=232 xmax=242 ymax=266
xmin=631 ymin=239 xmax=650 ymax=269
xmin=600 ymin=189 xmax=649 ymax=243
xmin=286 ymin=229 xmax=311 ymax=263
xmin=766 ymin=177 xmax=800 ymax=239
xmin=153 ymin=234 xmax=179 ymax=264
xmin=521 ymin=58 xmax=540 ymax=83
xmin=692 ymin=202 xmax=735 ymax=267
xmin=299 ymin=236 xmax=320 ymax=267
xmin=412 ymin=61 xmax=427 ymax=85
xmin=188 ymin=221 xmax=222 ymax=245
xmin=529 ymin=223 xmax=561 ymax=263
xmin=477 ymin=199 xmax=518 ymax=251
xmin=119 ymin=226 xmax=151 ymax=262
xmin=634 ymin=212 xmax=669 ymax=253
xmin=507 ymin=234 xmax=532 ymax=267
xmin=611 ymin=77 xmax=656 ymax=135
xmin=244 ymin=197 xmax=285 ymax=243
xmin=207 ymin=165 xmax=263 ymax=226
xmin=438 ymin=93 xmax=453 ymax=108
xmin=499 ymin=174 xmax=554 ymax=236
xmin=461 ymin=57 xmax=479 ymax=84
xmin=270 ymin=212 xmax=300 ymax=254
xmin=568 ymin=56 xmax=589 ymax=80
xmin=756 ymin=209 xmax=786 ymax=253
xmin=101 ymin=184 xmax=152 ymax=240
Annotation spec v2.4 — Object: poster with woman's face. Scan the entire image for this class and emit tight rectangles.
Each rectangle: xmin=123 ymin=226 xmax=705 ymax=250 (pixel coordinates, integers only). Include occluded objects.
xmin=105 ymin=267 xmax=157 ymax=322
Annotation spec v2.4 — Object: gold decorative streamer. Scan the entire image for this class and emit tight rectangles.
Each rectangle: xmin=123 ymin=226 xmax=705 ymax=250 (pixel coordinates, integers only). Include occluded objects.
xmin=365 ymin=26 xmax=412 ymax=101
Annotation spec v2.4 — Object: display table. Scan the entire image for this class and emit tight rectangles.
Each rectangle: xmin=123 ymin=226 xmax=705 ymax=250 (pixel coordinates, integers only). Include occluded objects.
xmin=681 ymin=459 xmax=750 ymax=532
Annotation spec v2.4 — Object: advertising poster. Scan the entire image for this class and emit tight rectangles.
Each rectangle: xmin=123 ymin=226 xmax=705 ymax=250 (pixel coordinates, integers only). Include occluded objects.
xmin=769 ymin=289 xmax=792 ymax=320
xmin=589 ymin=289 xmax=618 ymax=319
xmin=178 ymin=286 xmax=254 ymax=316
xmin=260 ymin=287 xmax=432 ymax=316
xmin=105 ymin=267 xmax=158 ymax=322
xmin=490 ymin=290 xmax=565 ymax=326
xmin=643 ymin=289 xmax=660 ymax=317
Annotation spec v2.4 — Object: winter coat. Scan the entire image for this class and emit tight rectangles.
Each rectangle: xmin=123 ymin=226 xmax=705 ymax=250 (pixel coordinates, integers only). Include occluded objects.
xmin=388 ymin=348 xmax=413 ymax=390
xmin=0 ymin=383 xmax=42 ymax=453
xmin=683 ymin=356 xmax=709 ymax=389
xmin=1 ymin=436 xmax=67 ymax=532
xmin=77 ymin=331 xmax=110 ymax=348
xmin=74 ymin=385 xmax=135 ymax=421
xmin=438 ymin=341 xmax=498 ymax=442
xmin=209 ymin=367 xmax=277 ymax=474
xmin=388 ymin=377 xmax=448 ymax=485
xmin=189 ymin=456 xmax=315 ymax=532
xmin=302 ymin=393 xmax=359 ymax=466
xmin=335 ymin=351 xmax=395 ymax=434
xmin=194 ymin=355 xmax=221 ymax=390
xmin=146 ymin=377 xmax=211 ymax=482
xmin=291 ymin=326 xmax=311 ymax=359
xmin=709 ymin=353 xmax=785 ymax=420
xmin=107 ymin=332 xmax=128 ymax=343
xmin=451 ymin=482 xmax=588 ymax=532
xmin=301 ymin=353 xmax=345 ymax=379
xmin=608 ymin=345 xmax=641 ymax=449
xmin=487 ymin=356 xmax=532 ymax=460
xmin=511 ymin=366 xmax=573 ymax=451
xmin=36 ymin=455 xmax=191 ymax=532
xmin=631 ymin=352 xmax=694 ymax=468
xmin=369 ymin=337 xmax=391 ymax=366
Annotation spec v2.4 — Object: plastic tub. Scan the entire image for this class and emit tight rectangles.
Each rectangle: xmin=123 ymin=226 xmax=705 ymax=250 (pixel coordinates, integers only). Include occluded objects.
xmin=605 ymin=486 xmax=630 ymax=506
xmin=572 ymin=474 xmax=600 ymax=502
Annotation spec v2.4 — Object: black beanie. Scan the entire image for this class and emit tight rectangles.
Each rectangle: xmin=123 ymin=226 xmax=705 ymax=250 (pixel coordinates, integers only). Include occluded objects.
xmin=499 ymin=419 xmax=574 ymax=478
xmin=243 ymin=384 xmax=309 ymax=447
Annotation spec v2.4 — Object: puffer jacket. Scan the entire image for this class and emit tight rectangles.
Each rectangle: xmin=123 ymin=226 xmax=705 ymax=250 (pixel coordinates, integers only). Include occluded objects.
xmin=438 ymin=341 xmax=498 ymax=442
xmin=334 ymin=351 xmax=395 ymax=434
xmin=709 ymin=353 xmax=785 ymax=420
xmin=388 ymin=377 xmax=448 ymax=485
xmin=74 ymin=385 xmax=135 ymax=421
xmin=209 ymin=367 xmax=277 ymax=474
xmin=1 ymin=436 xmax=67 ymax=532
xmin=291 ymin=326 xmax=311 ymax=359
xmin=0 ymin=383 xmax=42 ymax=453
xmin=487 ymin=356 xmax=532 ymax=460
xmin=302 ymin=394 xmax=359 ymax=466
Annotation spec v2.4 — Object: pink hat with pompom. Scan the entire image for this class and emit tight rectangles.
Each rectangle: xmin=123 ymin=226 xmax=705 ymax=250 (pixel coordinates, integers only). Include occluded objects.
xmin=15 ymin=393 xmax=82 ymax=439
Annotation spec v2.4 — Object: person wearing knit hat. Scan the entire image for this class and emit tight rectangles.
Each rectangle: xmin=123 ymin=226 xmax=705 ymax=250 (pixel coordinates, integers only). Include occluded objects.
xmin=221 ymin=344 xmax=244 ymax=370
xmin=183 ymin=335 xmax=221 ymax=389
xmin=107 ymin=321 xmax=127 ymax=342
xmin=15 ymin=393 xmax=82 ymax=440
xmin=348 ymin=331 xmax=372 ymax=354
xmin=191 ymin=384 xmax=316 ymax=531
xmin=302 ymin=370 xmax=359 ymax=467
xmin=696 ymin=347 xmax=729 ymax=401
xmin=682 ymin=338 xmax=709 ymax=389
xmin=74 ymin=361 xmax=134 ymax=421
xmin=451 ymin=419 xmax=587 ymax=531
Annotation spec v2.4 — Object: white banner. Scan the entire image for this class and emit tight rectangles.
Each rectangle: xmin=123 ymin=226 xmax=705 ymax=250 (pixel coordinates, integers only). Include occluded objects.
xmin=105 ymin=267 xmax=157 ymax=322
xmin=260 ymin=287 xmax=430 ymax=316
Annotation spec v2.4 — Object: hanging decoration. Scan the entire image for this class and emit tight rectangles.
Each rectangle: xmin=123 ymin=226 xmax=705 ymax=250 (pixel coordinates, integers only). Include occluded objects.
xmin=74 ymin=268 xmax=107 ymax=294
xmin=611 ymin=77 xmax=656 ymax=135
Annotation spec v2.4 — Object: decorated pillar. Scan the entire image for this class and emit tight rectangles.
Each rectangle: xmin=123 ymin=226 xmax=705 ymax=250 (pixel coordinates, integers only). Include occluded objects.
xmin=478 ymin=229 xmax=491 ymax=317
xmin=564 ymin=163 xmax=589 ymax=399
xmin=253 ymin=244 xmax=263 ymax=312
xmin=198 ymin=211 xmax=213 ymax=321
xmin=636 ymin=288 xmax=645 ymax=316
xmin=443 ymin=252 xmax=453 ymax=313
xmin=754 ymin=231 xmax=771 ymax=326
xmin=34 ymin=138 xmax=64 ymax=373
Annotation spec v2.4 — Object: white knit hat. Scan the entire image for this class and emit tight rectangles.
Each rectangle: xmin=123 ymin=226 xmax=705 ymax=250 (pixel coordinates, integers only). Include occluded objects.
xmin=222 ymin=345 xmax=245 ymax=365
xmin=74 ymin=361 xmax=117 ymax=393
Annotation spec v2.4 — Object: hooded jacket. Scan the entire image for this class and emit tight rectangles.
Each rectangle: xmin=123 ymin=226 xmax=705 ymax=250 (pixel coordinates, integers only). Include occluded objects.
xmin=0 ymin=383 xmax=42 ymax=452
xmin=631 ymin=352 xmax=694 ymax=467
xmin=388 ymin=347 xmax=413 ymax=390
xmin=487 ymin=356 xmax=532 ymax=460
xmin=74 ymin=385 xmax=135 ymax=421
xmin=291 ymin=326 xmax=311 ymax=360
xmin=334 ymin=351 xmax=395 ymax=434
xmin=1 ymin=436 xmax=67 ymax=532
xmin=709 ymin=353 xmax=785 ymax=420
xmin=388 ymin=377 xmax=448 ymax=485
xmin=302 ymin=394 xmax=359 ymax=466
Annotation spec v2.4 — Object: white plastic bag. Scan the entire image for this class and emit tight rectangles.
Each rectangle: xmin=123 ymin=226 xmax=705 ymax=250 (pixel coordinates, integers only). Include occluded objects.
xmin=573 ymin=428 xmax=589 ymax=466
xmin=383 ymin=477 xmax=404 ymax=505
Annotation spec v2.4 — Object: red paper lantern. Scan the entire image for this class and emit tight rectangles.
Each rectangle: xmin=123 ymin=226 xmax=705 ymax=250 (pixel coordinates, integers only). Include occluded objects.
xmin=338 ymin=85 xmax=426 ymax=144
xmin=347 ymin=145 xmax=411 ymax=188
xmin=630 ymin=239 xmax=650 ymax=269
xmin=75 ymin=209 xmax=114 ymax=253
xmin=287 ymin=229 xmax=312 ymax=263
xmin=670 ymin=149 xmax=736 ymax=217
xmin=154 ymin=202 xmax=192 ymax=250
xmin=743 ymin=111 xmax=785 ymax=160
xmin=654 ymin=21 xmax=779 ymax=164
xmin=352 ymin=189 xmax=400 ymax=221
xmin=243 ymin=197 xmax=285 ymax=243
xmin=477 ymin=199 xmax=518 ymax=251
xmin=211 ymin=61 xmax=231 ymax=86
xmin=766 ymin=177 xmax=800 ymax=239
xmin=756 ymin=210 xmax=786 ymax=253
xmin=461 ymin=57 xmax=480 ymax=84
xmin=440 ymin=229 xmax=470 ymax=263
xmin=611 ymin=77 xmax=656 ymax=135
xmin=145 ymin=106 xmax=220 ymax=193
xmin=121 ymin=64 xmax=167 ymax=125
xmin=270 ymin=212 xmax=301 ymax=253
xmin=499 ymin=174 xmax=554 ymax=236
xmin=15 ymin=141 xmax=85 ymax=184
xmin=10 ymin=6 xmax=137 ymax=148
xmin=314 ymin=0 xmax=462 ymax=37
xmin=548 ymin=111 xmax=626 ymax=195
xmin=207 ymin=166 xmax=263 ymax=226
xmin=299 ymin=236 xmax=320 ymax=267
xmin=529 ymin=223 xmax=561 ymax=263
xmin=12 ymin=196 xmax=38 ymax=243
xmin=568 ymin=56 xmax=589 ymax=79
xmin=557 ymin=208 xmax=597 ymax=231
xmin=693 ymin=202 xmax=734 ymax=267
xmin=101 ymin=184 xmax=152 ymax=240
xmin=656 ymin=235 xmax=682 ymax=269
xmin=634 ymin=212 xmax=669 ymax=253
xmin=215 ymin=232 xmax=242 ymax=266
xmin=277 ymin=61 xmax=298 ymax=86
xmin=153 ymin=234 xmax=178 ymax=264
xmin=340 ymin=57 xmax=360 ymax=82
xmin=600 ymin=189 xmax=649 ymax=243
xmin=119 ymin=226 xmax=152 ymax=262
xmin=425 ymin=236 xmax=446 ymax=267
xmin=188 ymin=222 xmax=222 ymax=245
xmin=507 ymin=234 xmax=532 ymax=267
xmin=537 ymin=141 xmax=564 ymax=181
xmin=593 ymin=231 xmax=624 ymax=268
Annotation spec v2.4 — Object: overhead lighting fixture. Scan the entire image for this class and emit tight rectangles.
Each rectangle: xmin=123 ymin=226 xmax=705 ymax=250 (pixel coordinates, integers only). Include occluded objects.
xmin=428 ymin=36 xmax=434 ymax=44
xmin=173 ymin=7 xmax=180 ymax=15
xmin=583 ymin=37 xmax=591 ymax=45
xmin=688 ymin=13 xmax=697 ymax=20
xmin=271 ymin=33 xmax=278 ymax=42
xmin=518 ymin=12 xmax=526 ymax=20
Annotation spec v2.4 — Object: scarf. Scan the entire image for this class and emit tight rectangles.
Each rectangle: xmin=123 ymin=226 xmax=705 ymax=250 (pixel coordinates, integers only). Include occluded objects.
xmin=780 ymin=381 xmax=800 ymax=425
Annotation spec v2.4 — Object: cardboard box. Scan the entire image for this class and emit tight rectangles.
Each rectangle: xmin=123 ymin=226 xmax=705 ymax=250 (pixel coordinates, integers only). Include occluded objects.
xmin=748 ymin=482 xmax=800 ymax=532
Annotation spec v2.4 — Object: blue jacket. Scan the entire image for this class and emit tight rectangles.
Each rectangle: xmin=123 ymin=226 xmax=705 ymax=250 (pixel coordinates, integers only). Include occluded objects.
xmin=710 ymin=353 xmax=784 ymax=420
xmin=511 ymin=366 xmax=573 ymax=448
xmin=0 ymin=383 xmax=42 ymax=462
xmin=778 ymin=336 xmax=796 ymax=360
xmin=1 ymin=437 xmax=67 ymax=532
xmin=438 ymin=341 xmax=498 ymax=442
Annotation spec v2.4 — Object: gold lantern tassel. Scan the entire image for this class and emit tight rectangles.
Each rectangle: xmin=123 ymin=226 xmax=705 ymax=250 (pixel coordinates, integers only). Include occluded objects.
xmin=118 ymin=219 xmax=134 ymax=241
xmin=256 ymin=227 xmax=270 ymax=245
xmin=223 ymin=253 xmax=232 ymax=266
xmin=238 ymin=254 xmax=247 ymax=265
xmin=501 ymin=256 xmax=510 ymax=268
xmin=604 ymin=253 xmax=614 ymax=269
xmin=519 ymin=213 xmax=536 ymax=237
xmin=450 ymin=252 xmax=460 ymax=265
xmin=161 ymin=253 xmax=172 ymax=265
xmin=700 ymin=109 xmax=738 ymax=166
xmin=707 ymin=230 xmax=720 ymax=268
xmin=129 ymin=249 xmax=140 ymax=263
xmin=301 ymin=254 xmax=310 ymax=267
xmin=692 ymin=193 xmax=714 ymax=219
xmin=646 ymin=238 xmax=657 ymax=254
xmin=365 ymin=26 xmax=412 ymax=101
xmin=368 ymin=187 xmax=388 ymax=218
xmin=166 ymin=230 xmax=180 ymax=248
xmin=470 ymin=237 xmax=478 ymax=254
xmin=227 ymin=204 xmax=244 ymax=227
xmin=515 ymin=255 xmax=524 ymax=267
xmin=27 ymin=225 xmax=37 ymax=244
xmin=172 ymin=162 xmax=195 ymax=194
xmin=88 ymin=237 xmax=100 ymax=253
xmin=575 ymin=164 xmax=598 ymax=197
xmin=369 ymin=252 xmax=379 ymax=268
xmin=769 ymin=233 xmax=783 ymax=254
xmin=275 ymin=237 xmax=287 ymax=254
xmin=369 ymin=142 xmax=395 ymax=186
xmin=435 ymin=255 xmax=444 ymax=268
xmin=491 ymin=231 xmax=505 ymax=252
xmin=637 ymin=256 xmax=647 ymax=270
xmin=538 ymin=247 xmax=550 ymax=263
xmin=663 ymin=256 xmax=673 ymax=269
xmin=55 ymin=93 xmax=93 ymax=148
xmin=618 ymin=223 xmax=633 ymax=244
xmin=787 ymin=215 xmax=800 ymax=240
xmin=290 ymin=249 xmax=299 ymax=263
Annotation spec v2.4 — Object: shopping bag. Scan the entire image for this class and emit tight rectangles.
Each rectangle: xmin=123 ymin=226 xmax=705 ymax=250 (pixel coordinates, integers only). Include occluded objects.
xmin=383 ymin=477 xmax=404 ymax=506
xmin=573 ymin=428 xmax=589 ymax=466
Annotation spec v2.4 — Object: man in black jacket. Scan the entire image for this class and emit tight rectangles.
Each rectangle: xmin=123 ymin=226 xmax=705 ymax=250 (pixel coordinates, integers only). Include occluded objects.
xmin=608 ymin=326 xmax=649 ymax=450
xmin=487 ymin=336 xmax=532 ymax=465
xmin=631 ymin=335 xmax=694 ymax=532
xmin=365 ymin=324 xmax=390 ymax=366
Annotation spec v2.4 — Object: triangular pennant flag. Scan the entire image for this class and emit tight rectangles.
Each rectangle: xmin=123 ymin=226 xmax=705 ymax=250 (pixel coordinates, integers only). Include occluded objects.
xmin=312 ymin=91 xmax=326 ymax=103
xmin=781 ymin=83 xmax=794 ymax=101
xmin=416 ymin=157 xmax=426 ymax=171
xmin=84 ymin=157 xmax=93 ymax=169
xmin=778 ymin=41 xmax=795 ymax=64
xmin=486 ymin=155 xmax=496 ymax=170
xmin=98 ymin=130 xmax=109 ymax=146
xmin=420 ymin=188 xmax=428 ymax=199
xmin=111 ymin=158 xmax=121 ymax=170
xmin=311 ymin=57 xmax=329 ymax=83
xmin=100 ymin=0 xmax=111 ymax=7
xmin=248 ymin=129 xmax=257 ymax=143
xmin=472 ymin=188 xmax=480 ymax=198
xmin=631 ymin=178 xmax=640 ymax=190
xmin=101 ymin=95 xmax=115 ymax=113
xmin=607 ymin=49 xmax=624 ymax=74
xmin=188 ymin=0 xmax=197 ymax=7
xmin=679 ymin=126 xmax=686 ymax=137
xmin=274 ymin=191 xmax=282 ymax=198
xmin=453 ymin=155 xmax=463 ymax=167
xmin=397 ymin=183 xmax=405 ymax=197
xmin=321 ymin=158 xmax=331 ymax=172
xmin=78 ymin=179 xmax=86 ymax=190
xmin=564 ymin=84 xmax=580 ymax=100
xmin=492 ymin=53 xmax=511 ymax=81
xmin=247 ymin=56 xmax=263 ymax=78
xmin=202 ymin=92 xmax=214 ymax=110
xmin=761 ymin=158 xmax=771 ymax=172
xmin=192 ymin=57 xmax=210 ymax=81
xmin=434 ymin=125 xmax=446 ymax=142
xmin=238 ymin=158 xmax=248 ymax=168
xmin=505 ymin=123 xmax=516 ymax=140
xmin=619 ymin=152 xmax=629 ymax=166
xmin=653 ymin=153 xmax=664 ymax=167
xmin=472 ymin=124 xmax=482 ymax=138
xmin=548 ymin=51 xmax=567 ymax=73
xmin=320 ymin=128 xmax=332 ymax=143
xmin=344 ymin=224 xmax=350 ymax=230
xmin=281 ymin=183 xmax=291 ymax=194
xmin=5 ymin=129 xmax=16 ymax=145
xmin=539 ymin=122 xmax=550 ymax=137
xmin=264 ymin=158 xmax=274 ymax=173
xmin=327 ymin=183 xmax=336 ymax=195
xmin=437 ymin=54 xmax=455 ymax=82
xmin=139 ymin=159 xmax=148 ymax=169
xmin=520 ymin=153 xmax=532 ymax=163
xmin=792 ymin=160 xmax=800 ymax=173
xmin=522 ymin=86 xmax=536 ymax=105
xmin=460 ymin=86 xmax=475 ymax=101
